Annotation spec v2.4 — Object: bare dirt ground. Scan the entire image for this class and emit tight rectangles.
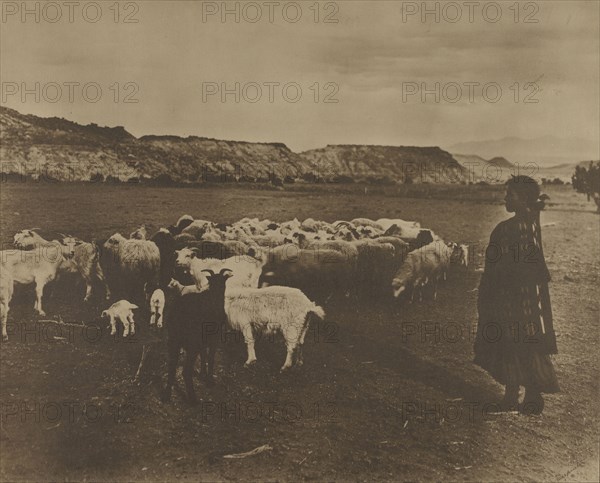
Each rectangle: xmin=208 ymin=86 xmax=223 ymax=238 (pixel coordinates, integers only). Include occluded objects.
xmin=0 ymin=183 xmax=598 ymax=481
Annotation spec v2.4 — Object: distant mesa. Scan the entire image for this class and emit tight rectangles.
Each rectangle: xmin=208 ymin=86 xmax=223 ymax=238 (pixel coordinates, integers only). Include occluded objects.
xmin=0 ymin=106 xmax=548 ymax=185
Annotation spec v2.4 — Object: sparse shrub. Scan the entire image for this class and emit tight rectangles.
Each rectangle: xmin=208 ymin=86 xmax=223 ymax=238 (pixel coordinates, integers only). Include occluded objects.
xmin=572 ymin=161 xmax=600 ymax=212
xmin=332 ymin=175 xmax=355 ymax=184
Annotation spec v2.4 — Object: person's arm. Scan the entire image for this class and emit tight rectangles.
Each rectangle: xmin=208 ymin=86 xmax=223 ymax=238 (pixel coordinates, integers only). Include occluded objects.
xmin=478 ymin=225 xmax=501 ymax=320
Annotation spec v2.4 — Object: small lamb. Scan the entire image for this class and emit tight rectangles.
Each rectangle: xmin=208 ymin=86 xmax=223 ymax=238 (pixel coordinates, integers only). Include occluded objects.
xmin=101 ymin=300 xmax=138 ymax=337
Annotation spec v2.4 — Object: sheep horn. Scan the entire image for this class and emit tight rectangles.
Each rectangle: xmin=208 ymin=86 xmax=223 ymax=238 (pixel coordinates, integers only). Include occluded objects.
xmin=201 ymin=269 xmax=215 ymax=276
xmin=334 ymin=221 xmax=351 ymax=228
xmin=219 ymin=268 xmax=233 ymax=275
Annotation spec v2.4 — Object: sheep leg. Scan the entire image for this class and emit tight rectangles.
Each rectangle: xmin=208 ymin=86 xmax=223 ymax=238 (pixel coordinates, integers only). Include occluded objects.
xmin=121 ymin=315 xmax=130 ymax=337
xmin=198 ymin=347 xmax=208 ymax=381
xmin=1 ymin=303 xmax=8 ymax=342
xmin=109 ymin=315 xmax=117 ymax=336
xmin=242 ymin=326 xmax=257 ymax=367
xmin=34 ymin=279 xmax=47 ymax=316
xmin=281 ymin=342 xmax=296 ymax=372
xmin=207 ymin=344 xmax=216 ymax=385
xmin=134 ymin=344 xmax=151 ymax=382
xmin=162 ymin=343 xmax=179 ymax=401
xmin=83 ymin=282 xmax=93 ymax=302
xmin=183 ymin=350 xmax=199 ymax=404
xmin=296 ymin=318 xmax=311 ymax=367
xmin=96 ymin=265 xmax=111 ymax=300
xmin=127 ymin=313 xmax=135 ymax=336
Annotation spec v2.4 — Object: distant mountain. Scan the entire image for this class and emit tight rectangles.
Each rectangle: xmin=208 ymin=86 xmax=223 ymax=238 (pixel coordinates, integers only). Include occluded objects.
xmin=0 ymin=107 xmax=466 ymax=184
xmin=448 ymin=136 xmax=598 ymax=167
xmin=452 ymin=153 xmax=515 ymax=183
xmin=487 ymin=157 xmax=513 ymax=169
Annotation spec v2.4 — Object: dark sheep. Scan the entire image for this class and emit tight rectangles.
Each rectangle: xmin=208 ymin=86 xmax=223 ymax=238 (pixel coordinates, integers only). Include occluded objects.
xmin=161 ymin=268 xmax=232 ymax=404
xmin=150 ymin=228 xmax=177 ymax=289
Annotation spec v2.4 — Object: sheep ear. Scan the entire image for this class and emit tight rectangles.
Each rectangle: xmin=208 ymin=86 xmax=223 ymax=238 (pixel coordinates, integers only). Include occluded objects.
xmin=201 ymin=269 xmax=215 ymax=276
xmin=218 ymin=268 xmax=233 ymax=276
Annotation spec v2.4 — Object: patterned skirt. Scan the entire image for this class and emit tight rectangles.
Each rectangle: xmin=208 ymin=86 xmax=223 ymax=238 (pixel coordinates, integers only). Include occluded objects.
xmin=476 ymin=349 xmax=560 ymax=393
xmin=475 ymin=282 xmax=560 ymax=393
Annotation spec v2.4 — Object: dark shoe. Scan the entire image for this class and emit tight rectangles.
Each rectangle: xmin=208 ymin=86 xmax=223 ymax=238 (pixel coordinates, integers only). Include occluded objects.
xmin=498 ymin=398 xmax=519 ymax=412
xmin=520 ymin=394 xmax=544 ymax=415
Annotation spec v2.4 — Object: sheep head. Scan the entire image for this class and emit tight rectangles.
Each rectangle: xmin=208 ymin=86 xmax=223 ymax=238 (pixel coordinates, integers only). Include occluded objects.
xmin=175 ymin=248 xmax=195 ymax=267
xmin=13 ymin=229 xmax=46 ymax=249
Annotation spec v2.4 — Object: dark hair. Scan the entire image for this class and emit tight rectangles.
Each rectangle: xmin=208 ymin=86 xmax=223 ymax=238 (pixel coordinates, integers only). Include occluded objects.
xmin=506 ymin=175 xmax=548 ymax=211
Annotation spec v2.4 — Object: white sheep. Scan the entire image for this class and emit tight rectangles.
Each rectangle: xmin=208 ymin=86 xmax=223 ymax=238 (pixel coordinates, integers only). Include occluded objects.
xmin=101 ymin=300 xmax=138 ymax=337
xmin=351 ymin=218 xmax=384 ymax=231
xmin=377 ymin=218 xmax=421 ymax=233
xmin=392 ymin=241 xmax=452 ymax=302
xmin=130 ymin=225 xmax=148 ymax=240
xmin=168 ymin=279 xmax=202 ymax=296
xmin=174 ymin=249 xmax=263 ymax=291
xmin=102 ymin=233 xmax=160 ymax=300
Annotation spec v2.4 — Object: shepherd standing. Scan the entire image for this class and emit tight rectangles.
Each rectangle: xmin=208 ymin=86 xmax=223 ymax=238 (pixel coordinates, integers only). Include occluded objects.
xmin=474 ymin=175 xmax=560 ymax=414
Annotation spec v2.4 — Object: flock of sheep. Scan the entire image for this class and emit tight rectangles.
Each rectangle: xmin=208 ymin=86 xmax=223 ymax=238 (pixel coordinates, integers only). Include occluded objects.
xmin=1 ymin=214 xmax=468 ymax=400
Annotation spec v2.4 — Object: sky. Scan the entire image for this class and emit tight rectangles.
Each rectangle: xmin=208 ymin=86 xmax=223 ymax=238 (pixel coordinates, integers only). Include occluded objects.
xmin=1 ymin=0 xmax=598 ymax=153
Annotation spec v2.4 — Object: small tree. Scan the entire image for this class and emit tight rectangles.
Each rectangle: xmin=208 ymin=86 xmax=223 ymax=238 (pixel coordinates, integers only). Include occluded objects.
xmin=572 ymin=161 xmax=600 ymax=212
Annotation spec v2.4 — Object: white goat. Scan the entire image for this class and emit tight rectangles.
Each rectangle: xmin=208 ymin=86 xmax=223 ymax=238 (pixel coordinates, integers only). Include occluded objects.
xmin=1 ymin=241 xmax=72 ymax=339
xmin=14 ymin=229 xmax=109 ymax=302
xmin=226 ymin=287 xmax=325 ymax=371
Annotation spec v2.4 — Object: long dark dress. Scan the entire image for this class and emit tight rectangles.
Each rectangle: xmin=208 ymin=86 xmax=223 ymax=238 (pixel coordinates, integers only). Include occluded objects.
xmin=474 ymin=213 xmax=560 ymax=393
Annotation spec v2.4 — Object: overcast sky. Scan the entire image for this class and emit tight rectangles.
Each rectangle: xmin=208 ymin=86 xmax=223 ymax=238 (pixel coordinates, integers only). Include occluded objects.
xmin=1 ymin=0 xmax=598 ymax=152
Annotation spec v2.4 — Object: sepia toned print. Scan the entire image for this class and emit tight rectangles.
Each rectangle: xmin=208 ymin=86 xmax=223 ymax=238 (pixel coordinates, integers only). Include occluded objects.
xmin=0 ymin=1 xmax=598 ymax=481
